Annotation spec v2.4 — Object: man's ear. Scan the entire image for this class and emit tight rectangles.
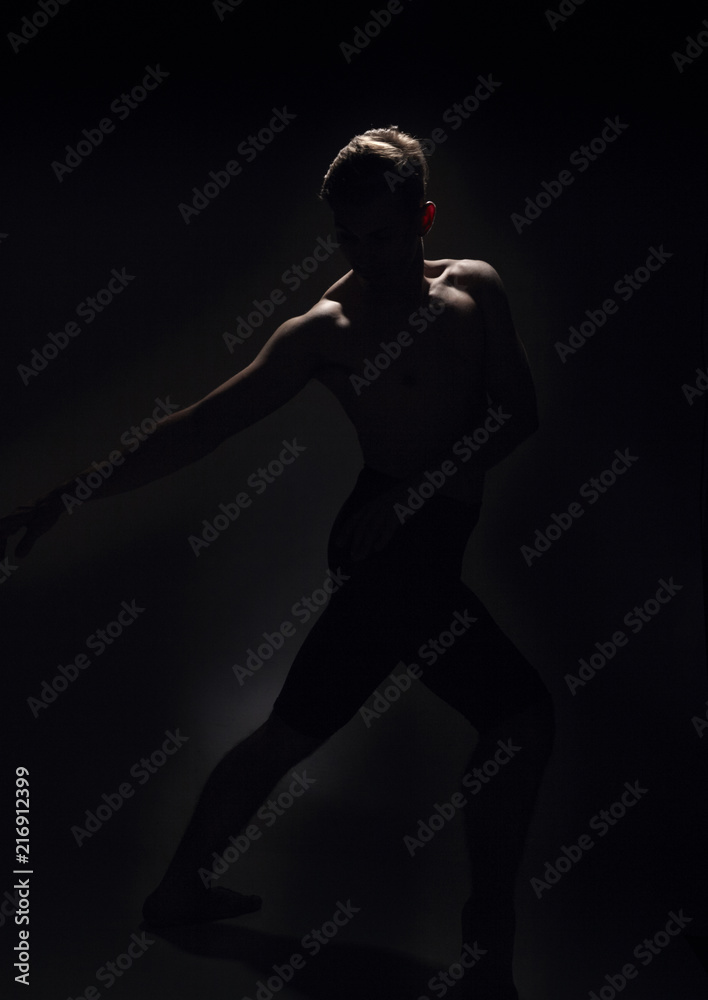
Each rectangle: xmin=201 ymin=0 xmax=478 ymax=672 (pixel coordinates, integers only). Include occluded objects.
xmin=420 ymin=201 xmax=436 ymax=236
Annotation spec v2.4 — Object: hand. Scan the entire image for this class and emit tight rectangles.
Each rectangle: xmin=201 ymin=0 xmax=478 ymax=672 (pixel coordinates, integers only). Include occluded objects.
xmin=335 ymin=485 xmax=408 ymax=561
xmin=0 ymin=495 xmax=64 ymax=560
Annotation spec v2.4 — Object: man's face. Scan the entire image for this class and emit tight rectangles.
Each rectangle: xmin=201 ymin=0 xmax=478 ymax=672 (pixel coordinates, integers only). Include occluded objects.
xmin=331 ymin=194 xmax=429 ymax=286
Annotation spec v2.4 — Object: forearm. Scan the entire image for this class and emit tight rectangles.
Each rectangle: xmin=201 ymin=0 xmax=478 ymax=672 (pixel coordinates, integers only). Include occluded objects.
xmin=41 ymin=403 xmax=209 ymax=516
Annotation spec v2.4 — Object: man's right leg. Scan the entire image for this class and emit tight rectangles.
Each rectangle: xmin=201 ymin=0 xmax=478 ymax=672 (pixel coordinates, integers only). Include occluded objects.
xmin=143 ymin=713 xmax=323 ymax=927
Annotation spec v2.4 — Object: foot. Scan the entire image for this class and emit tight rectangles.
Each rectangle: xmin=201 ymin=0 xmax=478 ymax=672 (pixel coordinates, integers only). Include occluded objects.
xmin=142 ymin=883 xmax=262 ymax=928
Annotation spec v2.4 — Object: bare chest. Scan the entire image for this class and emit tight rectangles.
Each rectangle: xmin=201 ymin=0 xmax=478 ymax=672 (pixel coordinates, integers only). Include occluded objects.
xmin=315 ymin=298 xmax=487 ymax=460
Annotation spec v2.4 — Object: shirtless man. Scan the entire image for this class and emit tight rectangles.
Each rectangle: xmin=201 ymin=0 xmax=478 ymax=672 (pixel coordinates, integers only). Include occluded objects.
xmin=3 ymin=128 xmax=554 ymax=999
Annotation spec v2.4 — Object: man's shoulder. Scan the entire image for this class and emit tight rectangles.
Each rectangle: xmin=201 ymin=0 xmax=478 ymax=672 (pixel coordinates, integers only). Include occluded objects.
xmin=264 ymin=297 xmax=345 ymax=367
xmin=296 ymin=296 xmax=347 ymax=337
xmin=427 ymin=257 xmax=502 ymax=289
xmin=276 ymin=297 xmax=346 ymax=340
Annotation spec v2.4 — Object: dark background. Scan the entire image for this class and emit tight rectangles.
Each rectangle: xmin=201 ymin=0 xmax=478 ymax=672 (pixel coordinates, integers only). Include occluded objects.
xmin=2 ymin=0 xmax=708 ymax=996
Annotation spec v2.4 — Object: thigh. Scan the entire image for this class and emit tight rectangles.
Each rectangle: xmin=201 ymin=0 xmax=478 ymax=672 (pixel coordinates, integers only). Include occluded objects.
xmin=272 ymin=466 xmax=538 ymax=740
xmin=271 ymin=564 xmax=426 ymax=739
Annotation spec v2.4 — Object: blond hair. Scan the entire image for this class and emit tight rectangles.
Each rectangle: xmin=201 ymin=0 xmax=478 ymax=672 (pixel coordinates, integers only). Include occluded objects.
xmin=320 ymin=126 xmax=428 ymax=209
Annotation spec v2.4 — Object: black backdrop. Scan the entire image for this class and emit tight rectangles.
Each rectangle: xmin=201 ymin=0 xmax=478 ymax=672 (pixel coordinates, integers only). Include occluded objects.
xmin=2 ymin=0 xmax=708 ymax=997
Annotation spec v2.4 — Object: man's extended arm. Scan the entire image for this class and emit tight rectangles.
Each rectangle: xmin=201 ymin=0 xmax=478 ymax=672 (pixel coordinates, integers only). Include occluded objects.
xmin=1 ymin=311 xmax=323 ymax=557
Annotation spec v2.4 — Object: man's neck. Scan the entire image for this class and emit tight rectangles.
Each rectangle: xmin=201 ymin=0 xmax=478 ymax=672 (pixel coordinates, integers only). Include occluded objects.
xmin=356 ymin=246 xmax=427 ymax=311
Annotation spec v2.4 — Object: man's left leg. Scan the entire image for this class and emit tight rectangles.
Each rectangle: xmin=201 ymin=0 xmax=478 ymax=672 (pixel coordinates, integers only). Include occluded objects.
xmin=417 ymin=581 xmax=555 ymax=999
xmin=142 ymin=713 xmax=324 ymax=927
xmin=457 ymin=694 xmax=555 ymax=999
